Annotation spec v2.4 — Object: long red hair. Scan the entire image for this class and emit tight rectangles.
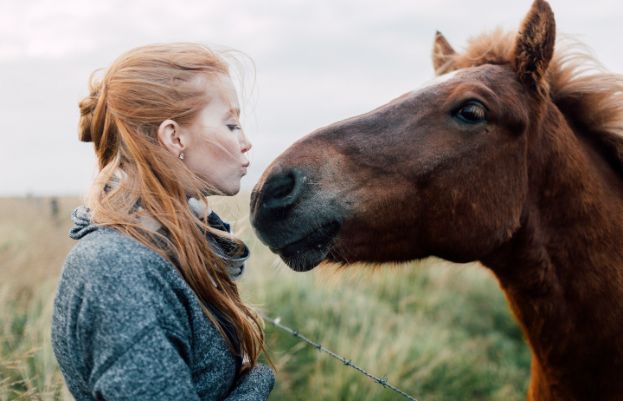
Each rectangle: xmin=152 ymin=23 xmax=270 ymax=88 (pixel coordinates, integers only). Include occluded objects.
xmin=78 ymin=43 xmax=265 ymax=370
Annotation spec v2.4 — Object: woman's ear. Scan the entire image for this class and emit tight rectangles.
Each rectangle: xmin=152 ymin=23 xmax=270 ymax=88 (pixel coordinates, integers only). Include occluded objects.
xmin=157 ymin=119 xmax=185 ymax=157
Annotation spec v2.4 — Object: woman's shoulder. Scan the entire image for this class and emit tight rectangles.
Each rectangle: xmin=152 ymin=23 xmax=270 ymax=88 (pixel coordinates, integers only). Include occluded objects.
xmin=65 ymin=206 xmax=171 ymax=275
xmin=62 ymin=226 xmax=173 ymax=290
xmin=52 ymin=227 xmax=210 ymax=399
xmin=55 ymin=225 xmax=197 ymax=347
xmin=68 ymin=226 xmax=167 ymax=269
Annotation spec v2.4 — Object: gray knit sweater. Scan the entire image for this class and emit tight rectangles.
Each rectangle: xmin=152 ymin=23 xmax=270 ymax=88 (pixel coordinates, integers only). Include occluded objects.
xmin=51 ymin=206 xmax=274 ymax=401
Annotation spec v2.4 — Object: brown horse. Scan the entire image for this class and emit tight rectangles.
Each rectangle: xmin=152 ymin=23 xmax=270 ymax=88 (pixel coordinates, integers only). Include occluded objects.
xmin=250 ymin=1 xmax=623 ymax=400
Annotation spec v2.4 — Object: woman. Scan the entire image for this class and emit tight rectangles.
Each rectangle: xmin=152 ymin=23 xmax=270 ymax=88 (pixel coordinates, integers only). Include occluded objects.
xmin=51 ymin=43 xmax=274 ymax=401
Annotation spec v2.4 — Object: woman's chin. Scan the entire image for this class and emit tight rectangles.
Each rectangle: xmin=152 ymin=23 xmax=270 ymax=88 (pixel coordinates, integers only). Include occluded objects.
xmin=198 ymin=177 xmax=241 ymax=197
xmin=214 ymin=183 xmax=241 ymax=196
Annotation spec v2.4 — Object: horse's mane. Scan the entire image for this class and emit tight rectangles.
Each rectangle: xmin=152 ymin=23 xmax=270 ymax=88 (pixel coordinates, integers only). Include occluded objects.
xmin=446 ymin=29 xmax=623 ymax=174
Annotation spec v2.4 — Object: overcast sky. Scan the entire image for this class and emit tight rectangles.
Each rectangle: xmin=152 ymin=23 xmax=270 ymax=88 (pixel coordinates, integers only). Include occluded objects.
xmin=1 ymin=0 xmax=622 ymax=196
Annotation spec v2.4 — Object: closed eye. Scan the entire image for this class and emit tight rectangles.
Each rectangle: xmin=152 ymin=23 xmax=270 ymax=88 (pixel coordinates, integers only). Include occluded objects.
xmin=227 ymin=124 xmax=241 ymax=132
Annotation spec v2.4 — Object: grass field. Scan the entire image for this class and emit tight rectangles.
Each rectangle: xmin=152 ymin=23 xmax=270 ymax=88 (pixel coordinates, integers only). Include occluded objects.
xmin=0 ymin=195 xmax=530 ymax=401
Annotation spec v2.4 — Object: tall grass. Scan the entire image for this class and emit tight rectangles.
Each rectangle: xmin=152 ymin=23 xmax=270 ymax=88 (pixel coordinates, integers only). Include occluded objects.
xmin=0 ymin=195 xmax=530 ymax=401
xmin=0 ymin=197 xmax=74 ymax=401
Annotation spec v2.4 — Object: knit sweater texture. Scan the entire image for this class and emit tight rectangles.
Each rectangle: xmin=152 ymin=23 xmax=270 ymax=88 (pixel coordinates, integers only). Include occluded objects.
xmin=51 ymin=206 xmax=274 ymax=401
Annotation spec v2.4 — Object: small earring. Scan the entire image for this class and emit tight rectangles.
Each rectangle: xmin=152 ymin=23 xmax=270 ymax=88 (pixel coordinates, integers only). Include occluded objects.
xmin=178 ymin=152 xmax=184 ymax=160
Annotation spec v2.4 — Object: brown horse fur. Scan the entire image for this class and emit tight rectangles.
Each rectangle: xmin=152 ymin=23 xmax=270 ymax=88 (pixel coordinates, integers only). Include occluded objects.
xmin=250 ymin=1 xmax=623 ymax=400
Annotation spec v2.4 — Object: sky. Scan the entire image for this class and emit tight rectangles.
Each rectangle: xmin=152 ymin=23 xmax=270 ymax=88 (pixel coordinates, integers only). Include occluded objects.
xmin=1 ymin=0 xmax=622 ymax=196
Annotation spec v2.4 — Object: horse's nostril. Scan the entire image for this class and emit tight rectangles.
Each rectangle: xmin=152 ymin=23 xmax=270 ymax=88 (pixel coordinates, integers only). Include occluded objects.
xmin=262 ymin=169 xmax=303 ymax=210
xmin=271 ymin=172 xmax=295 ymax=199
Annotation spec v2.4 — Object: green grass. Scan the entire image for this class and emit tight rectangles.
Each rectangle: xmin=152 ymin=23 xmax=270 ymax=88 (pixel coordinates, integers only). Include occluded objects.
xmin=0 ymin=195 xmax=530 ymax=401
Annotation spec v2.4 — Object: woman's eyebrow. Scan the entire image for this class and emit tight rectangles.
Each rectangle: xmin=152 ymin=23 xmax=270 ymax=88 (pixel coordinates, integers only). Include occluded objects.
xmin=225 ymin=108 xmax=240 ymax=119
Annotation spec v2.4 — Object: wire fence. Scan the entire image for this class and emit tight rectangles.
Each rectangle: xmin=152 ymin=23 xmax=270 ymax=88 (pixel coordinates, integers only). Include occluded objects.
xmin=263 ymin=314 xmax=420 ymax=401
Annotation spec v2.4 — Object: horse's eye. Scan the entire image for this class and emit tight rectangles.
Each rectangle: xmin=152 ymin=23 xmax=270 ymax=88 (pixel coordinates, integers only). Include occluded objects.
xmin=455 ymin=101 xmax=487 ymax=124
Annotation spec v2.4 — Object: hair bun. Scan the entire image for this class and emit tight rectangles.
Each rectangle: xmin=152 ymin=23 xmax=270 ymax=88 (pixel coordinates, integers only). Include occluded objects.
xmin=78 ymin=79 xmax=103 ymax=142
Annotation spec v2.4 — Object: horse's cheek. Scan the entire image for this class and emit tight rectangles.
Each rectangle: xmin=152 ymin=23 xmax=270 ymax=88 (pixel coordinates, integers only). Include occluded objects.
xmin=421 ymin=153 xmax=526 ymax=261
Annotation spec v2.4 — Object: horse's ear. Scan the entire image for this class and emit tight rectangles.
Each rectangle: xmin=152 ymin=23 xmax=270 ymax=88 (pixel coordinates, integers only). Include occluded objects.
xmin=432 ymin=31 xmax=456 ymax=75
xmin=513 ymin=0 xmax=556 ymax=95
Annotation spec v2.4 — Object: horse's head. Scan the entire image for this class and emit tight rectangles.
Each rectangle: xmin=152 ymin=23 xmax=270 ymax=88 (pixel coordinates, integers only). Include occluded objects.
xmin=251 ymin=0 xmax=556 ymax=271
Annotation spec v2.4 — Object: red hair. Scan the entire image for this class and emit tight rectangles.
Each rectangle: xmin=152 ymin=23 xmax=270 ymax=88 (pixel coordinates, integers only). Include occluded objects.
xmin=79 ymin=43 xmax=265 ymax=370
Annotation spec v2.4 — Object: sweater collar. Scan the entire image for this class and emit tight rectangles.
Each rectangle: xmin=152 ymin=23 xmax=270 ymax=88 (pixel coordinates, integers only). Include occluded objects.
xmin=70 ymin=170 xmax=249 ymax=282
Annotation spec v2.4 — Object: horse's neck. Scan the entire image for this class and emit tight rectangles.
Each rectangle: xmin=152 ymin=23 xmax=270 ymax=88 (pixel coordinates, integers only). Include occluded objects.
xmin=483 ymin=105 xmax=623 ymax=400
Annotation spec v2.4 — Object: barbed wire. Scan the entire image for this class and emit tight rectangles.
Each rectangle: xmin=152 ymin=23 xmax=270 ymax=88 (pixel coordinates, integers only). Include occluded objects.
xmin=263 ymin=314 xmax=419 ymax=401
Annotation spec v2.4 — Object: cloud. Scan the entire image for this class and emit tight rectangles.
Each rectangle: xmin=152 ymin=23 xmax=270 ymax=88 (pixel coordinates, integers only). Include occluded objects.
xmin=1 ymin=0 xmax=622 ymax=195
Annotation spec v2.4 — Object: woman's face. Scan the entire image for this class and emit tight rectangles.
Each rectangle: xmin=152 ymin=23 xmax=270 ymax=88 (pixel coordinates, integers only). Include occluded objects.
xmin=181 ymin=75 xmax=252 ymax=195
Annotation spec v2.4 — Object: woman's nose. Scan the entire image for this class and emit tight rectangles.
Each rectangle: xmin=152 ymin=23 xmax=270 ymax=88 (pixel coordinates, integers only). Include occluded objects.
xmin=240 ymin=131 xmax=252 ymax=153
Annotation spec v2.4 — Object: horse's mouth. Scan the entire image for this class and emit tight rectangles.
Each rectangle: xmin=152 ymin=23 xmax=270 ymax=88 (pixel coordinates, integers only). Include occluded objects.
xmin=272 ymin=221 xmax=341 ymax=272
